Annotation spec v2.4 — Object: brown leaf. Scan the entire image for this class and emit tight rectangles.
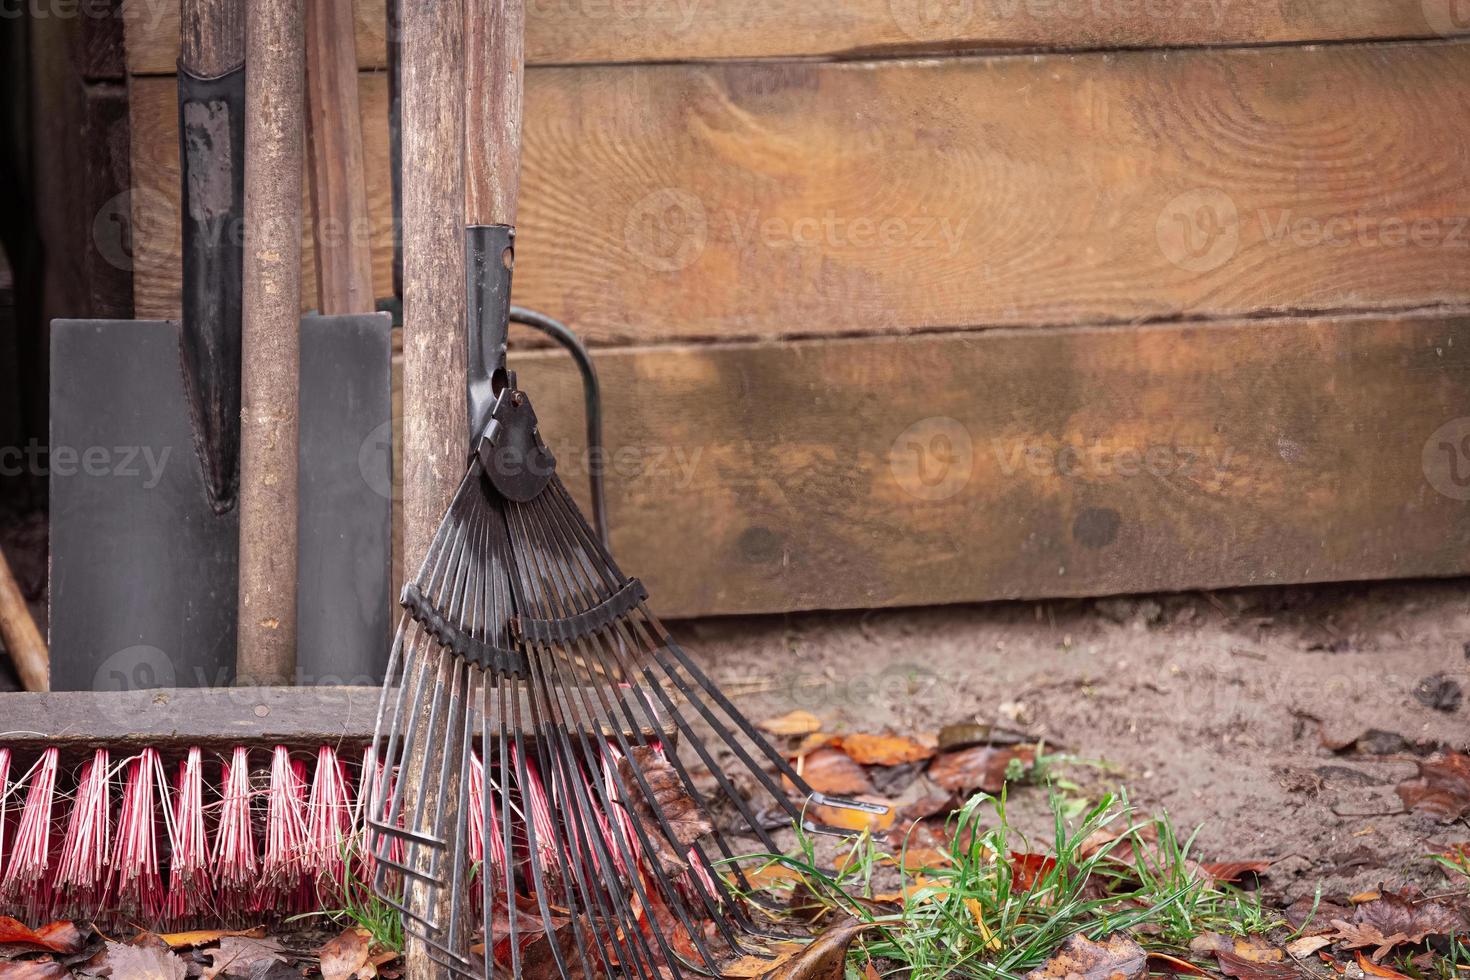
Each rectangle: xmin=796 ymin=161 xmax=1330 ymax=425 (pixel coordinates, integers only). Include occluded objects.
xmin=1284 ymin=937 xmax=1331 ymax=959
xmin=721 ymin=943 xmax=805 ymax=978
xmin=758 ymin=711 xmax=824 ymax=737
xmin=1187 ymin=934 xmax=1282 ymax=965
xmin=1327 ymin=920 xmax=1409 ymax=962
xmin=1396 ymin=752 xmax=1470 ymax=822
xmin=0 ymin=961 xmax=71 ymax=979
xmin=617 ymin=747 xmax=714 ymax=878
xmin=1200 ymin=861 xmax=1273 ymax=884
xmin=1350 ymin=888 xmax=1470 ymax=947
xmin=1283 ymin=896 xmax=1352 ymax=935
xmin=785 ymin=749 xmax=874 ymax=798
xmin=1023 ymin=933 xmax=1146 ymax=980
xmin=95 ymin=942 xmax=189 ymax=980
xmin=1356 ymin=952 xmax=1412 ymax=979
xmin=0 ymin=921 xmax=84 ymax=955
xmin=201 ymin=937 xmax=288 ymax=980
xmin=1010 ymin=852 xmax=1057 ymax=890
xmin=1212 ymin=951 xmax=1305 ymax=980
xmin=836 ymin=734 xmax=935 ymax=767
xmin=764 ymin=922 xmax=877 ymax=980
xmin=156 ymin=929 xmax=267 ymax=951
xmin=927 ymin=745 xmax=1036 ymax=795
xmin=319 ymin=929 xmax=372 ymax=980
xmin=1146 ymin=952 xmax=1208 ymax=976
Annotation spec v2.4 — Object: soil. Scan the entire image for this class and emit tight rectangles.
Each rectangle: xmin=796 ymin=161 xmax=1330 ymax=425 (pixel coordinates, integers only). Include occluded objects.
xmin=676 ymin=578 xmax=1470 ymax=905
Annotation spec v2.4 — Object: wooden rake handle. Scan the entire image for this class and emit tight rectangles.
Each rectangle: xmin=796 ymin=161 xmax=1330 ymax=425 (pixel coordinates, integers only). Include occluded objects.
xmin=465 ymin=0 xmax=524 ymax=227
xmin=0 ymin=543 xmax=47 ymax=693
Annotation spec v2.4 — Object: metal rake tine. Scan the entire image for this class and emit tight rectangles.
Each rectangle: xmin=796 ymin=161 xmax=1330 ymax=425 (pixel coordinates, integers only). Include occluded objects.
xmin=496 ymin=681 xmax=522 ymax=980
xmin=508 ymin=498 xmax=726 ymax=970
xmin=514 ymin=645 xmax=652 ymax=980
xmin=503 ymin=672 xmax=587 ymax=980
xmin=513 ymin=496 xmax=757 ymax=963
xmin=509 ymin=517 xmax=673 ymax=980
xmin=529 ymin=490 xmax=796 ymax=857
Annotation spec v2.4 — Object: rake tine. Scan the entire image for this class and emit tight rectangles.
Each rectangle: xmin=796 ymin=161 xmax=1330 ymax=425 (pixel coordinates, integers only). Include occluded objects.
xmin=507 ymin=504 xmax=728 ymax=975
xmin=510 ymin=512 xmax=679 ymax=980
xmin=512 ymin=496 xmax=755 ymax=963
xmin=496 ymin=680 xmax=522 ymax=980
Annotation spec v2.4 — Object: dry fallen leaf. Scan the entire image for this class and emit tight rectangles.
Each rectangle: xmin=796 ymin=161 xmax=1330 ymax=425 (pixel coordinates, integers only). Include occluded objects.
xmin=0 ymin=960 xmax=71 ymax=979
xmin=1188 ymin=934 xmax=1284 ymax=965
xmin=786 ymin=748 xmax=875 ymax=798
xmin=157 ymin=928 xmax=267 ymax=950
xmin=763 ymin=922 xmax=877 ymax=980
xmin=96 ymin=941 xmax=189 ymax=980
xmin=720 ymin=942 xmax=805 ymax=978
xmin=1212 ymin=950 xmax=1305 ymax=980
xmin=1396 ymin=752 xmax=1470 ymax=822
xmin=1284 ymin=936 xmax=1331 ymax=959
xmin=1200 ymin=861 xmax=1272 ymax=884
xmin=201 ymin=936 xmax=289 ymax=980
xmin=837 ymin=733 xmax=936 ymax=767
xmin=618 ymin=746 xmax=714 ymax=877
xmin=759 ymin=710 xmax=824 ymax=737
xmin=319 ymin=928 xmax=373 ymax=980
xmin=1146 ymin=952 xmax=1208 ymax=976
xmin=1023 ymin=933 xmax=1146 ymax=980
xmin=927 ymin=745 xmax=1036 ymax=795
xmin=0 ymin=920 xmax=84 ymax=955
xmin=1356 ymin=951 xmax=1412 ymax=979
xmin=1010 ymin=852 xmax=1058 ymax=890
xmin=1342 ymin=887 xmax=1470 ymax=957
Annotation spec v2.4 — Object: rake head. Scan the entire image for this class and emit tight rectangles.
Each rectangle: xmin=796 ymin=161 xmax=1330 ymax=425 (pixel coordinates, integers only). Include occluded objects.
xmin=368 ymin=380 xmax=883 ymax=978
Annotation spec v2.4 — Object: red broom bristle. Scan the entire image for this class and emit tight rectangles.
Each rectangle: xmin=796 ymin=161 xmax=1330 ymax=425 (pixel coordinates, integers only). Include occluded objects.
xmin=110 ymin=749 xmax=168 ymax=925
xmin=258 ymin=746 xmax=309 ymax=915
xmin=211 ymin=747 xmax=257 ymax=919
xmin=1 ymin=747 xmax=58 ymax=922
xmin=516 ymin=749 xmax=560 ymax=885
xmin=304 ymin=746 xmax=351 ymax=905
xmin=352 ymin=746 xmax=383 ymax=885
xmin=51 ymin=748 xmax=111 ymax=920
xmin=165 ymin=747 xmax=212 ymax=924
xmin=0 ymin=748 xmax=11 ymax=877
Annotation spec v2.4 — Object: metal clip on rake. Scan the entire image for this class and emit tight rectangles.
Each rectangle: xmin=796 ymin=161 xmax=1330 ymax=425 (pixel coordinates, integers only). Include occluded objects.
xmin=368 ymin=1 xmax=885 ymax=976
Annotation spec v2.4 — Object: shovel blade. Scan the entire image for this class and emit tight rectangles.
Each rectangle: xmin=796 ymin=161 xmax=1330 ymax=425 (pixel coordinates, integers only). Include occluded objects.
xmin=49 ymin=313 xmax=393 ymax=692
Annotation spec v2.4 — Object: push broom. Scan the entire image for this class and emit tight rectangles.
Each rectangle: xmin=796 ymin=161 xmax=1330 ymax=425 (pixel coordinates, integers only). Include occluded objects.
xmin=368 ymin=0 xmax=884 ymax=976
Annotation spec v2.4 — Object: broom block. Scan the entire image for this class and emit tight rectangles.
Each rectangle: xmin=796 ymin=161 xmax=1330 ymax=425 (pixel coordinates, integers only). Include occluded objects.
xmin=0 ymin=686 xmax=664 ymax=756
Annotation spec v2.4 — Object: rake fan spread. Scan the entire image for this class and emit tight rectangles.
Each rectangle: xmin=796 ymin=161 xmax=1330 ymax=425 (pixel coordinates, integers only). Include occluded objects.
xmin=368 ymin=390 xmax=883 ymax=979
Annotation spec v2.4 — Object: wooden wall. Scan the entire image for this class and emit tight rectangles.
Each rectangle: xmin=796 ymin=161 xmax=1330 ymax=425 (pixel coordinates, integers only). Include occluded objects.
xmin=123 ymin=3 xmax=1470 ymax=618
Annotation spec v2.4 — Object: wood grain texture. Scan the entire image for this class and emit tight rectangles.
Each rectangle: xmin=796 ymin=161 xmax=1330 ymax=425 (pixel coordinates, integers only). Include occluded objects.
xmin=465 ymin=0 xmax=523 ymax=225
xmin=0 ymin=545 xmax=48 ymax=693
xmin=0 ymin=686 xmax=659 ymax=755
xmin=132 ymin=42 xmax=1470 ymax=337
xmin=306 ymin=0 xmax=376 ymax=313
xmin=237 ymin=0 xmax=305 ymax=686
xmin=399 ymin=1 xmax=466 ymax=973
xmin=125 ymin=0 xmax=1470 ymax=74
xmin=512 ymin=312 xmax=1470 ymax=619
xmin=178 ymin=0 xmax=245 ymax=76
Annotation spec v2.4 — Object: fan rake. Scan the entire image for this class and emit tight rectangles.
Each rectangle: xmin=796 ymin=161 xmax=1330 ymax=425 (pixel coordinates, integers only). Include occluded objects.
xmin=367 ymin=3 xmax=883 ymax=975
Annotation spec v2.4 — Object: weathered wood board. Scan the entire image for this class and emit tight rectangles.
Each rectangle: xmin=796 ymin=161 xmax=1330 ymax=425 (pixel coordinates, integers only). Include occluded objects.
xmin=514 ymin=312 xmax=1470 ymax=618
xmin=132 ymin=42 xmax=1470 ymax=338
xmin=124 ymin=0 xmax=1468 ymax=75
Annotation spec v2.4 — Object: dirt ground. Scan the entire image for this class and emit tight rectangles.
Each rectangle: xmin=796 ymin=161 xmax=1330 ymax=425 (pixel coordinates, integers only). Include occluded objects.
xmin=679 ymin=579 xmax=1470 ymax=905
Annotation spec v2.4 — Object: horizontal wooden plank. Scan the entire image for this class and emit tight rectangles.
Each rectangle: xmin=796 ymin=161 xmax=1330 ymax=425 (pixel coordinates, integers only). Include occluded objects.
xmin=0 ymin=686 xmax=657 ymax=755
xmin=513 ymin=312 xmax=1470 ymax=618
xmin=133 ymin=42 xmax=1470 ymax=337
xmin=123 ymin=0 xmax=1467 ymax=75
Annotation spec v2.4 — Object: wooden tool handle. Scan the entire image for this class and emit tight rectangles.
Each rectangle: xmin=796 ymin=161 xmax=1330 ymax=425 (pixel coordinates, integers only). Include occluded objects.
xmin=178 ymin=0 xmax=244 ymax=76
xmin=306 ymin=0 xmax=375 ymax=315
xmin=465 ymin=0 xmax=524 ymax=226
xmin=0 ymin=544 xmax=48 ymax=693
xmin=237 ymin=0 xmax=305 ymax=686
